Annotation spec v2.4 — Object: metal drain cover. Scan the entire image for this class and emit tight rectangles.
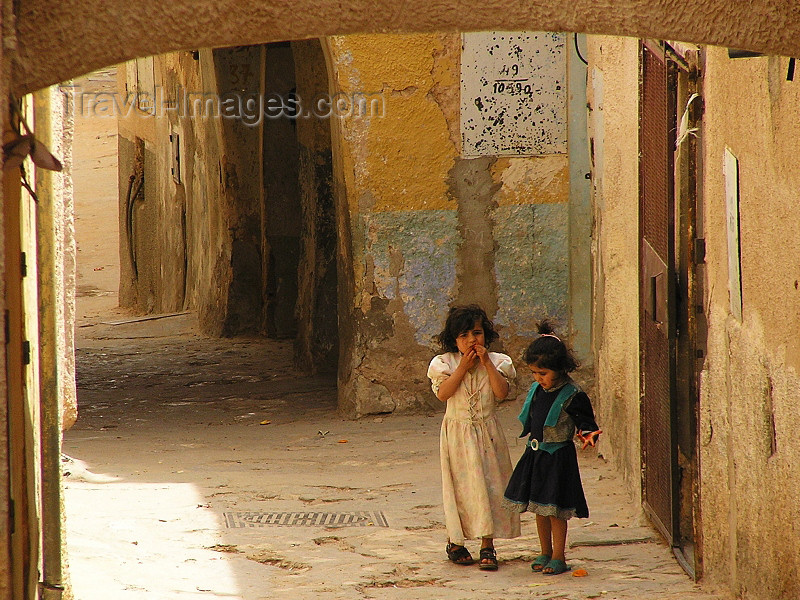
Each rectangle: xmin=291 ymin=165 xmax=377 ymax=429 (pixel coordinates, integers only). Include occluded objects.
xmin=223 ymin=511 xmax=388 ymax=528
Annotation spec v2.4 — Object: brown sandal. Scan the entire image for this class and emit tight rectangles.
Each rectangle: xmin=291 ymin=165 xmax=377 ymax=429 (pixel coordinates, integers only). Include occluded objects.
xmin=446 ymin=542 xmax=475 ymax=565
xmin=478 ymin=547 xmax=498 ymax=571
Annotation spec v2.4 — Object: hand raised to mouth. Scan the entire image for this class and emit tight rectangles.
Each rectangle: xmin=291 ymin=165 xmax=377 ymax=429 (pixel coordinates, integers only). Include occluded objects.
xmin=459 ymin=346 xmax=479 ymax=369
xmin=473 ymin=344 xmax=491 ymax=364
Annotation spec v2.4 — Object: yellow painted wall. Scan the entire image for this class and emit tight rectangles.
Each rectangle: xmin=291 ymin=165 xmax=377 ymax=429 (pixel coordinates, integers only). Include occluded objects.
xmin=328 ymin=34 xmax=571 ymax=214
xmin=327 ymin=34 xmax=458 ymax=213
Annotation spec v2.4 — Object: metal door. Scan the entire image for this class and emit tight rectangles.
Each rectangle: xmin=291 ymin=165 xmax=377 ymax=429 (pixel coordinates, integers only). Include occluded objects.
xmin=639 ymin=41 xmax=679 ymax=545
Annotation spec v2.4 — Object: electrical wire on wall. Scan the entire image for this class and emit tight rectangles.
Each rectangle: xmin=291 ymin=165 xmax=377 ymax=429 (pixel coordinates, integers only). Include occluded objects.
xmin=574 ymin=33 xmax=588 ymax=65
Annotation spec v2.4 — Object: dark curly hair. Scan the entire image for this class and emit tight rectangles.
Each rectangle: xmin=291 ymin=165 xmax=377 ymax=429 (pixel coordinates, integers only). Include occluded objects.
xmin=522 ymin=319 xmax=579 ymax=373
xmin=436 ymin=304 xmax=499 ymax=353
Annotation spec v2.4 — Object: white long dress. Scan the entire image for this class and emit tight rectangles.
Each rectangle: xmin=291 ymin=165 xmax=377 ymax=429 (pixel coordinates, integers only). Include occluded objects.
xmin=427 ymin=352 xmax=521 ymax=545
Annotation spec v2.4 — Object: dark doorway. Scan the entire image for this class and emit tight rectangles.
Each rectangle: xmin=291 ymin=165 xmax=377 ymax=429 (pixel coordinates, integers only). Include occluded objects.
xmin=262 ymin=42 xmax=302 ymax=339
xmin=261 ymin=40 xmax=339 ymax=374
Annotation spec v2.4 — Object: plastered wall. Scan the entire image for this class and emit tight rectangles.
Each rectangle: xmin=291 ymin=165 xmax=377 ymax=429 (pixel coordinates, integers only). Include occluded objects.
xmin=585 ymin=35 xmax=642 ymax=494
xmin=117 ymin=48 xmax=262 ymax=335
xmin=696 ymin=47 xmax=800 ymax=600
xmin=326 ymin=34 xmax=583 ymax=416
xmin=587 ymin=37 xmax=800 ymax=598
xmin=24 ymin=86 xmax=78 ymax=431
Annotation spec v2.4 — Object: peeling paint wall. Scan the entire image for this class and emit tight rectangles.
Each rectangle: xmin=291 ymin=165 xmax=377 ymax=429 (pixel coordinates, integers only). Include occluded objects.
xmin=491 ymin=155 xmax=571 ymax=345
xmin=114 ymin=32 xmax=591 ymax=418
xmin=327 ymin=34 xmax=462 ymax=417
xmin=461 ymin=32 xmax=567 ymax=156
xmin=588 ymin=37 xmax=800 ymax=598
xmin=327 ymin=33 xmax=590 ymax=416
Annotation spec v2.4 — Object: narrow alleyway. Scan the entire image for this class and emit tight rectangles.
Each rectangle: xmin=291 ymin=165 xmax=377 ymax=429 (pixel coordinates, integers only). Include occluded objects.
xmin=62 ymin=310 xmax=726 ymax=600
xmin=62 ymin=65 xmax=727 ymax=600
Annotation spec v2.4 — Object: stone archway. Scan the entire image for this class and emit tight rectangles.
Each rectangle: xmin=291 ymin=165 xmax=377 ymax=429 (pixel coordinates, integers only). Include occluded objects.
xmin=11 ymin=0 xmax=800 ymax=95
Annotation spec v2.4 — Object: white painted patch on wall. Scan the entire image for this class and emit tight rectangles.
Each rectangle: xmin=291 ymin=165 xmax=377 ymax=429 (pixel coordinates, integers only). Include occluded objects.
xmin=461 ymin=31 xmax=567 ymax=157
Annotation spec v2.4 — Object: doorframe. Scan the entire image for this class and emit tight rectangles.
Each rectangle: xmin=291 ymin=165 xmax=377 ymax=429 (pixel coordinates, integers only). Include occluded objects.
xmin=668 ymin=41 xmax=704 ymax=581
xmin=4 ymin=104 xmax=42 ymax=600
xmin=638 ymin=38 xmax=703 ymax=580
xmin=639 ymin=38 xmax=679 ymax=547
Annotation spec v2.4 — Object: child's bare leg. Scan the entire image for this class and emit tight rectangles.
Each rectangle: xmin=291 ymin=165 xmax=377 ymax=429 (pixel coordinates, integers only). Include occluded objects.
xmin=535 ymin=514 xmax=553 ymax=555
xmin=541 ymin=516 xmax=568 ymax=573
xmin=480 ymin=536 xmax=493 ymax=549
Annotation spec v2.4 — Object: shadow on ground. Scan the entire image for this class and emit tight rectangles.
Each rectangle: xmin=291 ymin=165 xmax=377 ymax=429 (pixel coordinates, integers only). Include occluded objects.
xmin=63 ymin=312 xmax=726 ymax=600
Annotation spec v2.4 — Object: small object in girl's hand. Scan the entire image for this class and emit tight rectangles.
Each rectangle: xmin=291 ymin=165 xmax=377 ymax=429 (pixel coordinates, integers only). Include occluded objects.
xmin=572 ymin=568 xmax=588 ymax=577
xmin=577 ymin=429 xmax=602 ymax=450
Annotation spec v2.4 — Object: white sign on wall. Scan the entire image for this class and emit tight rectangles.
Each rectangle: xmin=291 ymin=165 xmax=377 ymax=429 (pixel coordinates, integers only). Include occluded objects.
xmin=461 ymin=31 xmax=567 ymax=157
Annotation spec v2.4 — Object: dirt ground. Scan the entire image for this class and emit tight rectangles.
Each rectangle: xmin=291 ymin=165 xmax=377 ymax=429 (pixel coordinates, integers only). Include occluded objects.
xmin=64 ymin=313 xmax=729 ymax=600
xmin=63 ymin=68 xmax=729 ymax=600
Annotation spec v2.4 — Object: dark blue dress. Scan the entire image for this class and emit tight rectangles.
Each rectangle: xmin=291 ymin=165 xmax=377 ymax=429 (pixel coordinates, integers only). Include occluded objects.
xmin=502 ymin=383 xmax=598 ymax=520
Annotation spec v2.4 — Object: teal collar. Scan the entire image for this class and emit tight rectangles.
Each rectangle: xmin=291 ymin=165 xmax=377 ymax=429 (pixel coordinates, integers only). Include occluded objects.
xmin=517 ymin=380 xmax=577 ymax=432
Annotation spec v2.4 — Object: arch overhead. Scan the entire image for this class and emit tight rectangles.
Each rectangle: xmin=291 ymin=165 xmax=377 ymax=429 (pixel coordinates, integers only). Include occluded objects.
xmin=12 ymin=0 xmax=800 ymax=94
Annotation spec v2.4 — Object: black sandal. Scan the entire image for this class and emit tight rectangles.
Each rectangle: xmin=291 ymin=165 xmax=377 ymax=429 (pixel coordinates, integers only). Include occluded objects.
xmin=478 ymin=546 xmax=498 ymax=571
xmin=446 ymin=542 xmax=475 ymax=565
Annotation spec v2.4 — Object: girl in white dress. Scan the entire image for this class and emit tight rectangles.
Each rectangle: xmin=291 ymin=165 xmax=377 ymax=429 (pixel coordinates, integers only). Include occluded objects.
xmin=427 ymin=305 xmax=520 ymax=570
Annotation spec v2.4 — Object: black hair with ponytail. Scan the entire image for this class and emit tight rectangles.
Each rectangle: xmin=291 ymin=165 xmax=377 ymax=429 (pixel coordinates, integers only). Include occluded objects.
xmin=522 ymin=319 xmax=579 ymax=373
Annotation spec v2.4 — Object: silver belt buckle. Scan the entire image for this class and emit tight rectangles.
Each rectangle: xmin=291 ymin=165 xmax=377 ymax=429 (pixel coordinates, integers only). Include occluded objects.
xmin=529 ymin=439 xmax=539 ymax=451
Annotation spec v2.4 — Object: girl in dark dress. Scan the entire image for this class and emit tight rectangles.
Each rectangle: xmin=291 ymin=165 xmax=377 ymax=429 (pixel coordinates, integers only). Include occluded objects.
xmin=503 ymin=320 xmax=602 ymax=575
